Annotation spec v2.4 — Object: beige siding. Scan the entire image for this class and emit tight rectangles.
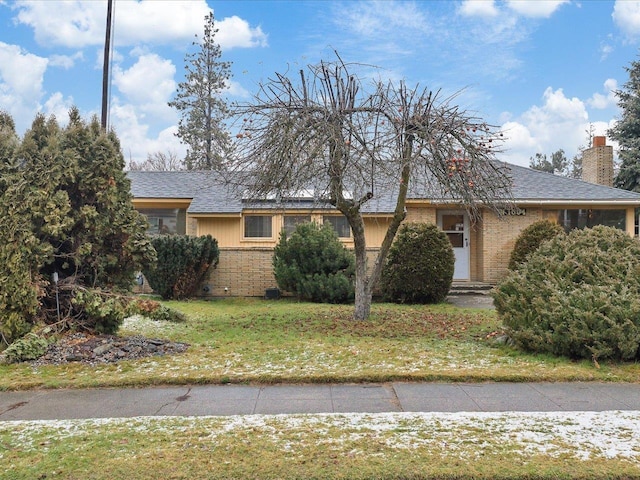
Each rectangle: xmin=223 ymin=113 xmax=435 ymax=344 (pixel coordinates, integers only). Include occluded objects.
xmin=197 ymin=216 xmax=242 ymax=247
xmin=363 ymin=217 xmax=393 ymax=246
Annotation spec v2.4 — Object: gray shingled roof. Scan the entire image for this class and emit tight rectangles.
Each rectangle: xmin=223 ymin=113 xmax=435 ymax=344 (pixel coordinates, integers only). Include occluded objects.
xmin=503 ymin=163 xmax=640 ymax=203
xmin=127 ymin=164 xmax=640 ymax=215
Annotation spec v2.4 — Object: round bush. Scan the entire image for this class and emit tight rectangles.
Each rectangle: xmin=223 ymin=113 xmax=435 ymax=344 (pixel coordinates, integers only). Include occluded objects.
xmin=273 ymin=222 xmax=355 ymax=303
xmin=380 ymin=223 xmax=454 ymax=304
xmin=508 ymin=219 xmax=564 ymax=270
xmin=493 ymin=226 xmax=640 ymax=361
xmin=143 ymin=234 xmax=219 ymax=300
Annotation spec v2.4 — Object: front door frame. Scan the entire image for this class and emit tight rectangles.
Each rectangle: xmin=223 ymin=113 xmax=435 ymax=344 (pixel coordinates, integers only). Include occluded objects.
xmin=437 ymin=210 xmax=470 ymax=281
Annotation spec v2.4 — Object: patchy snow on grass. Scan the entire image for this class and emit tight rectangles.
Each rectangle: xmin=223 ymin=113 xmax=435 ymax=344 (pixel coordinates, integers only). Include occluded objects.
xmin=3 ymin=411 xmax=640 ymax=462
xmin=120 ymin=315 xmax=183 ymax=336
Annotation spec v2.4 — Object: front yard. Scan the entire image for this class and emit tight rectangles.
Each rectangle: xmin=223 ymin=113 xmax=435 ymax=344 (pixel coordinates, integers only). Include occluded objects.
xmin=1 ymin=298 xmax=637 ymax=390
xmin=3 ymin=298 xmax=640 ymax=479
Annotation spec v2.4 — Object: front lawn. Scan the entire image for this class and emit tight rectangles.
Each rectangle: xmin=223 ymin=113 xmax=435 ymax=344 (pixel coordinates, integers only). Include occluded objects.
xmin=1 ymin=298 xmax=637 ymax=391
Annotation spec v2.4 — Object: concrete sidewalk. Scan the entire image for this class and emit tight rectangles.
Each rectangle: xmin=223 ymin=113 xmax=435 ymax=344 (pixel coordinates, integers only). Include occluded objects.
xmin=2 ymin=382 xmax=640 ymax=421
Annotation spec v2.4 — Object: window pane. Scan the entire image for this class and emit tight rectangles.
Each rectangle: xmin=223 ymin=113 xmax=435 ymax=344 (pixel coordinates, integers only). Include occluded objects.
xmin=557 ymin=209 xmax=625 ymax=232
xmin=283 ymin=215 xmax=311 ymax=236
xmin=447 ymin=232 xmax=464 ymax=248
xmin=441 ymin=214 xmax=465 ymax=232
xmin=138 ymin=208 xmax=184 ymax=235
xmin=324 ymin=216 xmax=351 ymax=237
xmin=245 ymin=215 xmax=273 ymax=238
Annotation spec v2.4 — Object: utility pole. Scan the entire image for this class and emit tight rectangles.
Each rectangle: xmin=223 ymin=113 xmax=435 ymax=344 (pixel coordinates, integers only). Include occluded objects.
xmin=101 ymin=0 xmax=114 ymax=131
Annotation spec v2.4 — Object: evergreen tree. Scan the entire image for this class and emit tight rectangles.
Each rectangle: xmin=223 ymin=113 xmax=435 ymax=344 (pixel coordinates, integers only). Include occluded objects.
xmin=609 ymin=56 xmax=640 ymax=191
xmin=529 ymin=149 xmax=568 ymax=175
xmin=169 ymin=12 xmax=232 ymax=170
xmin=0 ymin=109 xmax=155 ymax=345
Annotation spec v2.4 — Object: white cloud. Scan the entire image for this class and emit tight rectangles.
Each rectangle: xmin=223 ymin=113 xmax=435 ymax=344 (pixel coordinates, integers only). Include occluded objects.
xmin=43 ymin=92 xmax=75 ymax=125
xmin=216 ymin=16 xmax=268 ymax=49
xmin=0 ymin=42 xmax=47 ymax=98
xmin=226 ymin=79 xmax=251 ymax=99
xmin=599 ymin=42 xmax=614 ymax=61
xmin=588 ymin=78 xmax=618 ymax=110
xmin=49 ymin=52 xmax=84 ymax=69
xmin=500 ymin=87 xmax=590 ymax=166
xmin=14 ymin=0 xmax=105 ymax=48
xmin=505 ymin=0 xmax=569 ymax=18
xmin=109 ymin=102 xmax=185 ymax=164
xmin=336 ymin=0 xmax=429 ymax=36
xmin=612 ymin=0 xmax=640 ymax=42
xmin=113 ymin=1 xmax=211 ymax=47
xmin=458 ymin=1 xmax=499 ymax=18
xmin=0 ymin=41 xmax=48 ymax=130
xmin=112 ymin=53 xmax=176 ymax=120
xmin=12 ymin=0 xmax=267 ymax=50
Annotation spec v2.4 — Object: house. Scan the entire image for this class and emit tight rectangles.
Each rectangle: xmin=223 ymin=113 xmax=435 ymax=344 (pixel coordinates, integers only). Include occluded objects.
xmin=128 ymin=137 xmax=640 ymax=297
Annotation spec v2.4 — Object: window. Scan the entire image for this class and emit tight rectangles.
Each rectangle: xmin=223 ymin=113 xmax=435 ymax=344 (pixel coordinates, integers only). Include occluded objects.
xmin=283 ymin=215 xmax=311 ymax=236
xmin=440 ymin=213 xmax=465 ymax=248
xmin=244 ymin=215 xmax=273 ymax=238
xmin=138 ymin=208 xmax=186 ymax=235
xmin=557 ymin=209 xmax=626 ymax=232
xmin=324 ymin=215 xmax=351 ymax=238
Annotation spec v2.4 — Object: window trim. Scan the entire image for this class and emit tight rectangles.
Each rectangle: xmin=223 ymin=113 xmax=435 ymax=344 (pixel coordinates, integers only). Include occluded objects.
xmin=323 ymin=215 xmax=352 ymax=238
xmin=283 ymin=214 xmax=312 ymax=236
xmin=243 ymin=214 xmax=274 ymax=239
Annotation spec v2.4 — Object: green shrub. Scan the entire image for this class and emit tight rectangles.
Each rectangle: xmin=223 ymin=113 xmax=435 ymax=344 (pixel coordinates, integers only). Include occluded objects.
xmin=508 ymin=219 xmax=565 ymax=270
xmin=0 ymin=110 xmax=155 ymax=346
xmin=493 ymin=226 xmax=640 ymax=361
xmin=0 ymin=332 xmax=50 ymax=364
xmin=380 ymin=223 xmax=454 ymax=304
xmin=71 ymin=289 xmax=129 ymax=334
xmin=273 ymin=222 xmax=355 ymax=303
xmin=143 ymin=235 xmax=219 ymax=300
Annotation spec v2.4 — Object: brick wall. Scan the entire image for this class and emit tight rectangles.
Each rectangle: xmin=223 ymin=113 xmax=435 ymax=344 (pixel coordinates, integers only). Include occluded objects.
xmin=201 ymin=247 xmax=384 ymax=298
xmin=582 ymin=139 xmax=613 ymax=187
xmin=203 ymin=248 xmax=276 ymax=297
xmin=479 ymin=208 xmax=542 ymax=283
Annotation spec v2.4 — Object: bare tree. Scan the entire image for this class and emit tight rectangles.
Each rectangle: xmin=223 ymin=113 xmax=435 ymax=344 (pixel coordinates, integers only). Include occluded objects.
xmin=231 ymin=56 xmax=513 ymax=320
xmin=128 ymin=151 xmax=185 ymax=171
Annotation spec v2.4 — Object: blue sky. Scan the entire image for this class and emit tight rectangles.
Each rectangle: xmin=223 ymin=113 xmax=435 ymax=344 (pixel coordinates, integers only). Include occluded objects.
xmin=0 ymin=0 xmax=639 ymax=168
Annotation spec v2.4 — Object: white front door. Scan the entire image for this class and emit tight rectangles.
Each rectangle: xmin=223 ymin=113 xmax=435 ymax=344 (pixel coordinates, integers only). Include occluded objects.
xmin=438 ymin=211 xmax=470 ymax=280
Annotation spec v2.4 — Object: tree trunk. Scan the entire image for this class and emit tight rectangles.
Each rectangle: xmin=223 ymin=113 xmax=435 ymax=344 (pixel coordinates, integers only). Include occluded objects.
xmin=347 ymin=206 xmax=372 ymax=321
xmin=354 ymin=274 xmax=372 ymax=320
xmin=353 ymin=234 xmax=372 ymax=321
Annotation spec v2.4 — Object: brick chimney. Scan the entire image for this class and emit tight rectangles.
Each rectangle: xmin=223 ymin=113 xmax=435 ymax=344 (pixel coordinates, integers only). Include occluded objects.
xmin=581 ymin=136 xmax=613 ymax=186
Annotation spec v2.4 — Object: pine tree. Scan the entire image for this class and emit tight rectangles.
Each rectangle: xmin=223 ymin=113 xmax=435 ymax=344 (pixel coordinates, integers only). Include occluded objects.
xmin=609 ymin=56 xmax=640 ymax=191
xmin=529 ymin=149 xmax=568 ymax=176
xmin=169 ymin=12 xmax=232 ymax=170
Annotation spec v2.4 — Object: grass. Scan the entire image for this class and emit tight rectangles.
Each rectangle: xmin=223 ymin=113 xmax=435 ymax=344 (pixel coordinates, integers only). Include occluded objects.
xmin=1 ymin=297 xmax=639 ymax=391
xmin=2 ymin=412 xmax=640 ymax=479
xmin=3 ymin=298 xmax=640 ymax=479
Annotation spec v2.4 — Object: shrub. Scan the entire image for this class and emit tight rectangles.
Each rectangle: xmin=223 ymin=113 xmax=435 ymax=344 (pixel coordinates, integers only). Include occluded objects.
xmin=0 ymin=110 xmax=156 ymax=346
xmin=493 ymin=226 xmax=640 ymax=361
xmin=71 ymin=288 xmax=129 ymax=334
xmin=0 ymin=332 xmax=50 ymax=364
xmin=143 ymin=235 xmax=219 ymax=300
xmin=508 ymin=219 xmax=564 ymax=270
xmin=273 ymin=222 xmax=355 ymax=303
xmin=380 ymin=223 xmax=454 ymax=304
